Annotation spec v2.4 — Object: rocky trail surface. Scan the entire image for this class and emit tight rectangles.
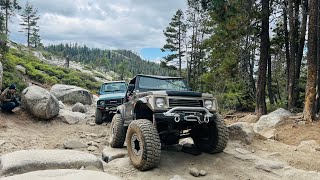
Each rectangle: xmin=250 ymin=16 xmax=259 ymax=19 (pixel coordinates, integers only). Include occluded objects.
xmin=0 ymin=107 xmax=320 ymax=179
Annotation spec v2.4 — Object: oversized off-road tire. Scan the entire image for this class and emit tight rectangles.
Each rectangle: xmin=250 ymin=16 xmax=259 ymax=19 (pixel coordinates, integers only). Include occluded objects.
xmin=95 ymin=109 xmax=103 ymax=125
xmin=126 ymin=119 xmax=161 ymax=171
xmin=109 ymin=114 xmax=126 ymax=148
xmin=191 ymin=115 xmax=229 ymax=154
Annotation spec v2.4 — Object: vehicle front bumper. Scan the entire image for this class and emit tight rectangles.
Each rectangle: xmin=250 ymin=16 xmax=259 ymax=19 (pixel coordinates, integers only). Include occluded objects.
xmin=155 ymin=107 xmax=215 ymax=124
xmin=97 ymin=106 xmax=117 ymax=113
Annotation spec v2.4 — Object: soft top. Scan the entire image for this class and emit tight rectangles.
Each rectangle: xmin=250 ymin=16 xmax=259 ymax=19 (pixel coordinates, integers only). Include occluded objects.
xmin=136 ymin=74 xmax=183 ymax=79
xmin=103 ymin=81 xmax=126 ymax=84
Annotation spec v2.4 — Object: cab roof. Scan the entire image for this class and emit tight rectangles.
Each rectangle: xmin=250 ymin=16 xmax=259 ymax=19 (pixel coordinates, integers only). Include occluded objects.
xmin=136 ymin=74 xmax=183 ymax=79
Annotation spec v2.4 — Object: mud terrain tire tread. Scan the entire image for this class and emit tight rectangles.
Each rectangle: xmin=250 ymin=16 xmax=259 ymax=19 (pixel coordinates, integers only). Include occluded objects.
xmin=126 ymin=119 xmax=161 ymax=171
xmin=95 ymin=109 xmax=103 ymax=125
xmin=192 ymin=115 xmax=229 ymax=154
xmin=109 ymin=114 xmax=126 ymax=148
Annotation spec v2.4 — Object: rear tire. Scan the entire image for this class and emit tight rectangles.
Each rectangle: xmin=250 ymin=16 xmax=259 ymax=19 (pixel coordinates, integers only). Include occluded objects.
xmin=109 ymin=114 xmax=126 ymax=148
xmin=191 ymin=115 xmax=229 ymax=153
xmin=95 ymin=109 xmax=103 ymax=125
xmin=126 ymin=119 xmax=161 ymax=171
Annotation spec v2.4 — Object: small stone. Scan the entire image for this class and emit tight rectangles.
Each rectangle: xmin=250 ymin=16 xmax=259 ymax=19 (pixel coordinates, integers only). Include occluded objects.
xmin=199 ymin=170 xmax=207 ymax=176
xmin=79 ymin=166 xmax=85 ymax=170
xmin=87 ymin=146 xmax=98 ymax=152
xmin=315 ymin=147 xmax=320 ymax=151
xmin=80 ymin=135 xmax=86 ymax=138
xmin=262 ymin=148 xmax=268 ymax=151
xmin=99 ymin=134 xmax=106 ymax=138
xmin=298 ymin=121 xmax=306 ymax=125
xmin=89 ymin=123 xmax=96 ymax=126
xmin=94 ymin=139 xmax=101 ymax=143
xmin=0 ymin=140 xmax=6 ymax=146
xmin=87 ymin=141 xmax=99 ymax=147
xmin=189 ymin=167 xmax=200 ymax=177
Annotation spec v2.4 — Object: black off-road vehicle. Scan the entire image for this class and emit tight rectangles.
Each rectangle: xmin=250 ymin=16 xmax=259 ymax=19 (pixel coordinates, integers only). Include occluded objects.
xmin=109 ymin=75 xmax=229 ymax=170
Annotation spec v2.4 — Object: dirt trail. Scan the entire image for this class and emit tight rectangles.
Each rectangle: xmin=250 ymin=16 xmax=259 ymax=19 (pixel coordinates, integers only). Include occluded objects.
xmin=0 ymin=109 xmax=320 ymax=180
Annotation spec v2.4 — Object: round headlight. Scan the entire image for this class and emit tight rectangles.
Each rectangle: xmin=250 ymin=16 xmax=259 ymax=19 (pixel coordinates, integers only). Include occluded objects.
xmin=156 ymin=98 xmax=165 ymax=108
xmin=204 ymin=100 xmax=213 ymax=109
xmin=99 ymin=100 xmax=105 ymax=106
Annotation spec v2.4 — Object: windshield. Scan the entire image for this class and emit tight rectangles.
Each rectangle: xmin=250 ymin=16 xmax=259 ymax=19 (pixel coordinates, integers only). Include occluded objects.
xmin=101 ymin=82 xmax=127 ymax=92
xmin=138 ymin=76 xmax=188 ymax=91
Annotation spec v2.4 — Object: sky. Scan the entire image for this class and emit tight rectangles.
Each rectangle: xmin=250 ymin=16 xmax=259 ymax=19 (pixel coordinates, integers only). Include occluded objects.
xmin=10 ymin=0 xmax=187 ymax=62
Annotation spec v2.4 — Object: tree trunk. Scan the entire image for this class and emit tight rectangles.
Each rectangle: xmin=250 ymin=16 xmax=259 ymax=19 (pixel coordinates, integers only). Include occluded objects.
xmin=287 ymin=0 xmax=297 ymax=110
xmin=178 ymin=23 xmax=182 ymax=76
xmin=295 ymin=0 xmax=308 ymax=81
xmin=256 ymin=0 xmax=269 ymax=116
xmin=316 ymin=0 xmax=320 ymax=112
xmin=5 ymin=0 xmax=8 ymax=36
xmin=268 ymin=54 xmax=274 ymax=104
xmin=303 ymin=0 xmax=318 ymax=122
xmin=283 ymin=1 xmax=290 ymax=91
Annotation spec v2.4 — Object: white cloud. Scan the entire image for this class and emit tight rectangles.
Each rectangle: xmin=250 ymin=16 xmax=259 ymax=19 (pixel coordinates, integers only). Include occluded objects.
xmin=10 ymin=0 xmax=187 ymax=50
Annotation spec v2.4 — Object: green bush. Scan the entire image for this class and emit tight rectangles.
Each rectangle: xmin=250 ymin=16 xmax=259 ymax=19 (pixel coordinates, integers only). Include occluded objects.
xmin=2 ymin=48 xmax=101 ymax=92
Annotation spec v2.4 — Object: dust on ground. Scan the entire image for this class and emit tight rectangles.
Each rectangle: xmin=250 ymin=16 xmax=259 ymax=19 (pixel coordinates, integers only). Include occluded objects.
xmin=0 ymin=109 xmax=320 ymax=180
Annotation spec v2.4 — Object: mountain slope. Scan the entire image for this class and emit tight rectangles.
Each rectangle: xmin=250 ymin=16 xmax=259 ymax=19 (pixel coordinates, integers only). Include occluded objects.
xmin=44 ymin=44 xmax=177 ymax=78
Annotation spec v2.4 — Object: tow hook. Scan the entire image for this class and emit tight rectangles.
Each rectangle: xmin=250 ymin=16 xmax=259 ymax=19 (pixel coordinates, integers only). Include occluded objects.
xmin=174 ymin=114 xmax=180 ymax=122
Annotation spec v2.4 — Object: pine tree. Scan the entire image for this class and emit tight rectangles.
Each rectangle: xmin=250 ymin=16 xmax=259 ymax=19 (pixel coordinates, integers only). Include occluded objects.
xmin=161 ymin=9 xmax=186 ymax=76
xmin=256 ymin=0 xmax=270 ymax=116
xmin=29 ymin=27 xmax=41 ymax=48
xmin=303 ymin=0 xmax=319 ymax=122
xmin=0 ymin=0 xmax=20 ymax=36
xmin=20 ymin=2 xmax=39 ymax=47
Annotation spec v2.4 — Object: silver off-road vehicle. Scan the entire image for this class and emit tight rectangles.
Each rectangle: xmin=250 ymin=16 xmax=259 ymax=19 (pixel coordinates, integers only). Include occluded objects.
xmin=109 ymin=74 xmax=229 ymax=170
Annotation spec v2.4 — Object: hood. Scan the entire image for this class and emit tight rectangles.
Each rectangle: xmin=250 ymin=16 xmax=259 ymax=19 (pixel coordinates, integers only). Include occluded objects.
xmin=148 ymin=90 xmax=213 ymax=98
xmin=98 ymin=92 xmax=126 ymax=100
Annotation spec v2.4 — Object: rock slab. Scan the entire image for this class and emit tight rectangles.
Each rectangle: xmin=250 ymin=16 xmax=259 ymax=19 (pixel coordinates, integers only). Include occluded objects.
xmin=1 ymin=169 xmax=120 ymax=180
xmin=51 ymin=84 xmax=93 ymax=105
xmin=56 ymin=109 xmax=86 ymax=124
xmin=228 ymin=122 xmax=255 ymax=144
xmin=21 ymin=86 xmax=59 ymax=120
xmin=72 ymin=102 xmax=87 ymax=113
xmin=0 ymin=150 xmax=103 ymax=176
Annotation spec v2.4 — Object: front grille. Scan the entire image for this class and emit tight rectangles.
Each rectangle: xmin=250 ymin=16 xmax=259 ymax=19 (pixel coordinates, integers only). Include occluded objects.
xmin=169 ymin=99 xmax=203 ymax=107
xmin=105 ymin=99 xmax=123 ymax=106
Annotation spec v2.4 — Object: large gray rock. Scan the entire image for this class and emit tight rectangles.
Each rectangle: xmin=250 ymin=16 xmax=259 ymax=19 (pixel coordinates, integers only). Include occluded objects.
xmin=1 ymin=169 xmax=120 ymax=180
xmin=228 ymin=122 xmax=255 ymax=144
xmin=21 ymin=86 xmax=59 ymax=120
xmin=102 ymin=146 xmax=127 ymax=163
xmin=254 ymin=108 xmax=292 ymax=133
xmin=72 ymin=102 xmax=87 ymax=113
xmin=50 ymin=84 xmax=93 ymax=105
xmin=0 ymin=150 xmax=103 ymax=176
xmin=15 ymin=65 xmax=26 ymax=74
xmin=56 ymin=109 xmax=86 ymax=124
xmin=0 ymin=61 xmax=2 ymax=90
xmin=297 ymin=140 xmax=320 ymax=152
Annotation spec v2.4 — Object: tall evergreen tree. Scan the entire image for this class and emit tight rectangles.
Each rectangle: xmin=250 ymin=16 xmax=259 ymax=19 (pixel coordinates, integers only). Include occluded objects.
xmin=256 ymin=0 xmax=270 ymax=116
xmin=0 ymin=0 xmax=20 ymax=36
xmin=304 ymin=0 xmax=319 ymax=121
xmin=161 ymin=9 xmax=186 ymax=76
xmin=20 ymin=2 xmax=39 ymax=47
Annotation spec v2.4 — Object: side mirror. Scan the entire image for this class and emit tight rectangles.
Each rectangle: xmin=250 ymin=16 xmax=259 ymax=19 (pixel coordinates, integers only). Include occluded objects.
xmin=127 ymin=84 xmax=135 ymax=92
